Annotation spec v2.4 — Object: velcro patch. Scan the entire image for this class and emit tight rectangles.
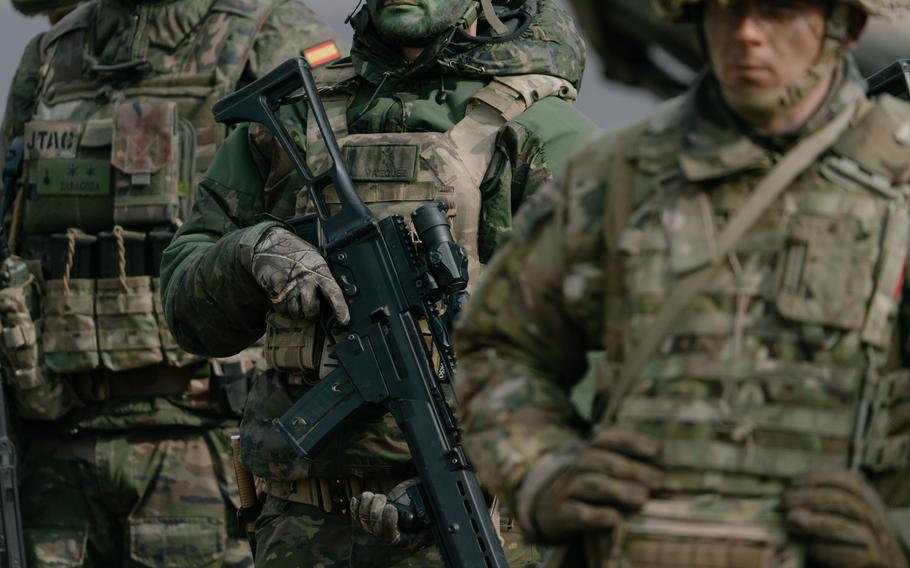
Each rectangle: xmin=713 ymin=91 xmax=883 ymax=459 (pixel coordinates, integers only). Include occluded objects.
xmin=303 ymin=41 xmax=341 ymax=68
xmin=343 ymin=144 xmax=419 ymax=182
xmin=29 ymin=158 xmax=111 ymax=196
xmin=24 ymin=121 xmax=82 ymax=160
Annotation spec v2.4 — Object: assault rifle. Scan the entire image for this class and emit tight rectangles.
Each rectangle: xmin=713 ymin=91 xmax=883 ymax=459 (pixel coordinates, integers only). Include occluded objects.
xmin=867 ymin=59 xmax=910 ymax=100
xmin=0 ymin=138 xmax=28 ymax=568
xmin=212 ymin=58 xmax=507 ymax=568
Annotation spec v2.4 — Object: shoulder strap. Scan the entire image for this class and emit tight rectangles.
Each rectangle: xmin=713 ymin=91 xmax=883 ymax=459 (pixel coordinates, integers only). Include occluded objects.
xmin=37 ymin=2 xmax=94 ymax=93
xmin=602 ymin=101 xmax=860 ymax=424
xmin=447 ymin=74 xmax=577 ymax=187
xmin=472 ymin=74 xmax=577 ymax=122
xmin=192 ymin=0 xmax=284 ymax=90
xmin=603 ymin=122 xmax=649 ymax=359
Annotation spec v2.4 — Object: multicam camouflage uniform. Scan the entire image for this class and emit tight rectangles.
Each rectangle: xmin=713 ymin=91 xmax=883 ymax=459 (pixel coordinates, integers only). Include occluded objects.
xmin=0 ymin=0 xmax=341 ymax=565
xmin=160 ymin=0 xmax=600 ymax=565
xmin=455 ymin=3 xmax=910 ymax=567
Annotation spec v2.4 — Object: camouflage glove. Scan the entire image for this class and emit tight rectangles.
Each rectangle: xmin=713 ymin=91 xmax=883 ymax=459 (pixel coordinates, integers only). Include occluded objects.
xmin=250 ymin=227 xmax=350 ymax=324
xmin=351 ymin=490 xmax=402 ymax=544
xmin=517 ymin=429 xmax=662 ymax=543
xmin=783 ymin=470 xmax=908 ymax=568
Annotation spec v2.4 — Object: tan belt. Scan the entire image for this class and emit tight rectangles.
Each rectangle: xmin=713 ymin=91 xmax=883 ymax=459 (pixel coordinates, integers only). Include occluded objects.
xmin=263 ymin=476 xmax=404 ymax=515
xmin=69 ymin=363 xmax=201 ymax=401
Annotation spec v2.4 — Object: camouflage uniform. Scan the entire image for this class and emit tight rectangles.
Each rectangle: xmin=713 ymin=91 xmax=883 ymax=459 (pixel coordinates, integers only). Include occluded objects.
xmin=0 ymin=0 xmax=341 ymax=566
xmin=160 ymin=0 xmax=600 ymax=565
xmin=455 ymin=12 xmax=910 ymax=568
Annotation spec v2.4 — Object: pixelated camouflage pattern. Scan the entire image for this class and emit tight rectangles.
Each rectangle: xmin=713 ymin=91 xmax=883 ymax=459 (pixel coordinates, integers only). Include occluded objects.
xmin=454 ymin=64 xmax=910 ymax=561
xmin=349 ymin=0 xmax=586 ymax=88
xmin=253 ymin=497 xmax=541 ymax=567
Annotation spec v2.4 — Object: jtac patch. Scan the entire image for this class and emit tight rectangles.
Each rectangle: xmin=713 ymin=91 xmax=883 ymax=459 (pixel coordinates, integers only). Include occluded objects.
xmin=343 ymin=144 xmax=419 ymax=182
xmin=23 ymin=121 xmax=82 ymax=160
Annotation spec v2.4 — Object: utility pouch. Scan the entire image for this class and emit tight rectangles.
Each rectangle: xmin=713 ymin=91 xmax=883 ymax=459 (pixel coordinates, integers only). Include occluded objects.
xmin=152 ymin=277 xmax=203 ymax=368
xmin=0 ymin=282 xmax=41 ymax=389
xmin=95 ymin=275 xmax=162 ymax=372
xmin=619 ymin=498 xmax=805 ymax=568
xmin=42 ymin=278 xmax=98 ymax=373
xmin=263 ymin=311 xmax=320 ymax=377
xmin=111 ymin=100 xmax=181 ymax=227
xmin=22 ymin=119 xmax=114 ymax=234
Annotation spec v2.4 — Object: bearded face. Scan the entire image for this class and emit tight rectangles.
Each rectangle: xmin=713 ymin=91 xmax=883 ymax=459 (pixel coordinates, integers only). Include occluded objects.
xmin=367 ymin=0 xmax=474 ymax=47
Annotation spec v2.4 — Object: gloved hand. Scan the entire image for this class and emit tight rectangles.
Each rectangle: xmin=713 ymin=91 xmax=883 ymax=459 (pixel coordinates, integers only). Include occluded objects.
xmin=519 ymin=428 xmax=662 ymax=543
xmin=350 ymin=479 xmax=424 ymax=545
xmin=250 ymin=227 xmax=349 ymax=324
xmin=782 ymin=470 xmax=908 ymax=568
xmin=351 ymin=490 xmax=402 ymax=544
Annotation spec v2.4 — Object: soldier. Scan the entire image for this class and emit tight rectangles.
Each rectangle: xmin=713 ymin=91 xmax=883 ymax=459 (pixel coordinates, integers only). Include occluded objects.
xmin=568 ymin=0 xmax=910 ymax=100
xmin=455 ymin=0 xmax=910 ymax=566
xmin=0 ymin=0 xmax=342 ymax=565
xmin=159 ymin=0 xmax=600 ymax=565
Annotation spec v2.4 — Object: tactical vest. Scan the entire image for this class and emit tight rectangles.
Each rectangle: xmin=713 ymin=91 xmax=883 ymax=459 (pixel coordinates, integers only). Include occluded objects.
xmin=264 ymin=68 xmax=577 ymax=378
xmin=251 ymin=68 xmax=577 ymax=480
xmin=595 ymin=93 xmax=910 ymax=566
xmin=14 ymin=0 xmax=279 ymax=404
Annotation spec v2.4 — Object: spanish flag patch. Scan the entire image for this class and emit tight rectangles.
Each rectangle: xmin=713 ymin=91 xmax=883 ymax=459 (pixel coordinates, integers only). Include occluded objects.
xmin=303 ymin=41 xmax=341 ymax=68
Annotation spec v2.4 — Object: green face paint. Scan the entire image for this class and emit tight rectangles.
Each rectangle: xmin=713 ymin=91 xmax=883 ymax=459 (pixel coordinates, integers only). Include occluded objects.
xmin=367 ymin=0 xmax=474 ymax=46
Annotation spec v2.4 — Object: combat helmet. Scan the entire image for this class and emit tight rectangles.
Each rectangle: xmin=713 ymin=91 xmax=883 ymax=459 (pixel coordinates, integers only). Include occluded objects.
xmin=654 ymin=0 xmax=910 ymax=21
xmin=11 ymin=0 xmax=80 ymax=21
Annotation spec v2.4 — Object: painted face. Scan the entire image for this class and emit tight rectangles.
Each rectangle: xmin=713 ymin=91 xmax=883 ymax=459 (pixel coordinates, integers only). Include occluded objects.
xmin=703 ymin=0 xmax=827 ymax=93
xmin=367 ymin=0 xmax=474 ymax=46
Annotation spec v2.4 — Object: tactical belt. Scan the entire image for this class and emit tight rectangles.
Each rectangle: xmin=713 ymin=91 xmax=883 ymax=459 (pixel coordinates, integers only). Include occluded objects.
xmin=69 ymin=363 xmax=198 ymax=401
xmin=262 ymin=476 xmax=405 ymax=515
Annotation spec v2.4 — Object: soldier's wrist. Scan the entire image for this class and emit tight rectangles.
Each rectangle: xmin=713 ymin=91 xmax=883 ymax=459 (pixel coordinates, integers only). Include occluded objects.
xmin=515 ymin=450 xmax=577 ymax=542
xmin=237 ymin=221 xmax=283 ymax=272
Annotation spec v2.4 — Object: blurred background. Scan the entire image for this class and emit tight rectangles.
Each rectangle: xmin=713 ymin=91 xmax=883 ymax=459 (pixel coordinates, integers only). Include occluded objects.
xmin=0 ymin=0 xmax=659 ymax=130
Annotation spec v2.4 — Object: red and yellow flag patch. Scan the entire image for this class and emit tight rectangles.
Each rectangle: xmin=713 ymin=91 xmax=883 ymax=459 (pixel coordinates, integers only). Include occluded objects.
xmin=303 ymin=41 xmax=341 ymax=68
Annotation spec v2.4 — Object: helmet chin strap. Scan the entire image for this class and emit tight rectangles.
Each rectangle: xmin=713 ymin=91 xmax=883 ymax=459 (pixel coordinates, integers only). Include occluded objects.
xmin=479 ymin=0 xmax=508 ymax=35
xmin=719 ymin=2 xmax=851 ymax=127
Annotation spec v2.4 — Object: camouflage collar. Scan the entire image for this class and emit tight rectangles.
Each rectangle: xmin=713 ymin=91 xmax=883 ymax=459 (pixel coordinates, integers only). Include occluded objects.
xmin=677 ymin=58 xmax=868 ymax=182
xmin=348 ymin=0 xmax=585 ymax=88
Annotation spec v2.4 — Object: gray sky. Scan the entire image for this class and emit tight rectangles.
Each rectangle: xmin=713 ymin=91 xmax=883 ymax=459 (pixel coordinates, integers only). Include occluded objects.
xmin=0 ymin=0 xmax=658 ymax=130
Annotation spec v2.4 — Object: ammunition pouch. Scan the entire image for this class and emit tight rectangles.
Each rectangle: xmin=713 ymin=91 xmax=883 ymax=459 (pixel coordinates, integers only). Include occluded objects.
xmin=17 ymin=226 xmax=262 ymax=414
xmin=21 ymin=100 xmax=195 ymax=235
xmin=617 ymin=498 xmax=805 ymax=568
